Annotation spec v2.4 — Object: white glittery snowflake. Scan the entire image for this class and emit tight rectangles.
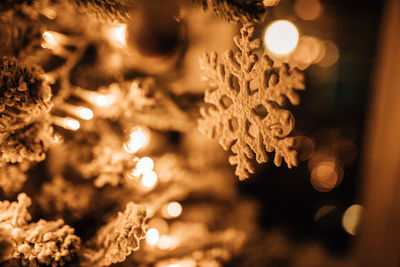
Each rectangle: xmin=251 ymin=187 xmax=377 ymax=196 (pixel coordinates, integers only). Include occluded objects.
xmin=198 ymin=25 xmax=305 ymax=180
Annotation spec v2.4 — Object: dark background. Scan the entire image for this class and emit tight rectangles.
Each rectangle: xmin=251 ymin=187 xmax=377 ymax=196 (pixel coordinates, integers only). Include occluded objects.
xmin=239 ymin=0 xmax=384 ymax=255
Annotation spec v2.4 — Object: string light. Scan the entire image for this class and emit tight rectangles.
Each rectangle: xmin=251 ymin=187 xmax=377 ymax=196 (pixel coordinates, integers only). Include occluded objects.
xmin=264 ymin=20 xmax=299 ymax=56
xmin=342 ymin=204 xmax=363 ymax=235
xmin=136 ymin=157 xmax=154 ymax=175
xmin=52 ymin=117 xmax=80 ymax=131
xmin=57 ymin=104 xmax=94 ymax=121
xmin=108 ymin=24 xmax=127 ymax=47
xmin=77 ymin=107 xmax=94 ymax=120
xmin=165 ymin=202 xmax=182 ymax=218
xmin=141 ymin=171 xmax=158 ymax=189
xmin=92 ymin=94 xmax=114 ymax=107
xmin=146 ymin=228 xmax=160 ymax=245
xmin=42 ymin=31 xmax=60 ymax=49
xmin=124 ymin=127 xmax=149 ymax=154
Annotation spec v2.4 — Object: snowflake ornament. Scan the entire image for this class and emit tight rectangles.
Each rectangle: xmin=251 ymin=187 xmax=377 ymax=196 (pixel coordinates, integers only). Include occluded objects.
xmin=198 ymin=25 xmax=305 ymax=180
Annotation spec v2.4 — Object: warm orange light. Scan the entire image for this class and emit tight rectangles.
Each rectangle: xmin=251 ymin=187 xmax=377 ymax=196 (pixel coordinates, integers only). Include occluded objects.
xmin=53 ymin=117 xmax=80 ymax=131
xmin=166 ymin=202 xmax=182 ymax=218
xmin=310 ymin=161 xmax=340 ymax=192
xmin=342 ymin=204 xmax=363 ymax=235
xmin=146 ymin=228 xmax=160 ymax=245
xmin=78 ymin=107 xmax=94 ymax=120
xmin=318 ymin=40 xmax=339 ymax=67
xmin=124 ymin=127 xmax=149 ymax=154
xmin=108 ymin=24 xmax=127 ymax=46
xmin=136 ymin=157 xmax=154 ymax=175
xmin=265 ymin=20 xmax=299 ymax=56
xmin=65 ymin=119 xmax=80 ymax=131
xmin=158 ymin=235 xmax=177 ymax=250
xmin=42 ymin=31 xmax=60 ymax=49
xmin=141 ymin=171 xmax=158 ymax=188
xmin=294 ymin=0 xmax=322 ymax=21
xmin=92 ymin=94 xmax=114 ymax=107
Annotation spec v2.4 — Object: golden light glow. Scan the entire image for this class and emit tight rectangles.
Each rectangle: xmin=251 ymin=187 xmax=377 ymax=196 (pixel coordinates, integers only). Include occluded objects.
xmin=292 ymin=36 xmax=324 ymax=69
xmin=310 ymin=161 xmax=339 ymax=192
xmin=141 ymin=171 xmax=158 ymax=188
xmin=264 ymin=20 xmax=299 ymax=56
xmin=92 ymin=94 xmax=114 ymax=107
xmin=108 ymin=24 xmax=127 ymax=47
xmin=65 ymin=119 xmax=80 ymax=131
xmin=136 ymin=157 xmax=154 ymax=175
xmin=78 ymin=107 xmax=94 ymax=120
xmin=342 ymin=204 xmax=363 ymax=236
xmin=146 ymin=228 xmax=160 ymax=245
xmin=318 ymin=40 xmax=339 ymax=67
xmin=52 ymin=133 xmax=64 ymax=144
xmin=158 ymin=235 xmax=177 ymax=250
xmin=166 ymin=264 xmax=180 ymax=267
xmin=53 ymin=117 xmax=81 ymax=131
xmin=294 ymin=0 xmax=322 ymax=21
xmin=124 ymin=127 xmax=149 ymax=154
xmin=166 ymin=202 xmax=182 ymax=218
xmin=42 ymin=31 xmax=62 ymax=49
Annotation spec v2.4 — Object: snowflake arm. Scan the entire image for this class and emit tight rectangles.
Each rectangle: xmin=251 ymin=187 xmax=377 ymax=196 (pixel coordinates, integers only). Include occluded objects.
xmin=198 ymin=25 xmax=305 ymax=180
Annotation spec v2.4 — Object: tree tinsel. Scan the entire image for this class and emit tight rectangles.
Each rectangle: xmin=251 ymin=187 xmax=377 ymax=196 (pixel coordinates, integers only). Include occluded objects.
xmin=73 ymin=0 xmax=133 ymax=22
xmin=193 ymin=0 xmax=266 ymax=24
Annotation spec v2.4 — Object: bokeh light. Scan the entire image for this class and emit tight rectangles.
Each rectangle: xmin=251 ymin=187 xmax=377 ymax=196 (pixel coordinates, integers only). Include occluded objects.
xmin=310 ymin=161 xmax=342 ymax=192
xmin=146 ymin=228 xmax=160 ymax=245
xmin=342 ymin=204 xmax=363 ymax=235
xmin=124 ymin=127 xmax=149 ymax=154
xmin=294 ymin=0 xmax=322 ymax=21
xmin=292 ymin=36 xmax=324 ymax=70
xmin=318 ymin=40 xmax=339 ymax=67
xmin=108 ymin=24 xmax=127 ymax=46
xmin=92 ymin=94 xmax=114 ymax=107
xmin=60 ymin=118 xmax=80 ymax=131
xmin=42 ymin=31 xmax=60 ymax=49
xmin=264 ymin=20 xmax=299 ymax=56
xmin=295 ymin=136 xmax=315 ymax=161
xmin=141 ymin=171 xmax=158 ymax=188
xmin=158 ymin=235 xmax=177 ymax=250
xmin=136 ymin=157 xmax=154 ymax=175
xmin=166 ymin=202 xmax=182 ymax=218
xmin=77 ymin=107 xmax=94 ymax=120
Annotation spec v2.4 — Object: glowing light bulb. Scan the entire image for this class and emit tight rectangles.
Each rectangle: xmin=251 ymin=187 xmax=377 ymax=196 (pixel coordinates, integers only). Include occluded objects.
xmin=78 ymin=107 xmax=93 ymax=120
xmin=342 ymin=204 xmax=363 ymax=236
xmin=65 ymin=119 xmax=80 ymax=131
xmin=136 ymin=157 xmax=154 ymax=175
xmin=146 ymin=228 xmax=159 ymax=245
xmin=294 ymin=0 xmax=322 ymax=21
xmin=108 ymin=24 xmax=127 ymax=46
xmin=124 ymin=127 xmax=149 ymax=154
xmin=167 ymin=264 xmax=181 ymax=267
xmin=141 ymin=171 xmax=158 ymax=189
xmin=166 ymin=202 xmax=182 ymax=218
xmin=264 ymin=20 xmax=299 ymax=56
xmin=42 ymin=31 xmax=60 ymax=49
xmin=93 ymin=94 xmax=112 ymax=107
